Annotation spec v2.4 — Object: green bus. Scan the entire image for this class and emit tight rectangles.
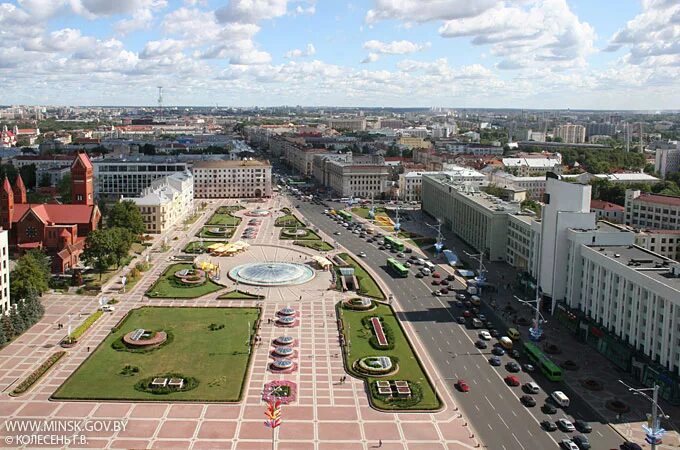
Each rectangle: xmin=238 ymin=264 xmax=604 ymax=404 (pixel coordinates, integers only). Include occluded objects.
xmin=337 ymin=210 xmax=353 ymax=222
xmin=383 ymin=236 xmax=405 ymax=252
xmin=387 ymin=258 xmax=409 ymax=278
xmin=523 ymin=341 xmax=563 ymax=381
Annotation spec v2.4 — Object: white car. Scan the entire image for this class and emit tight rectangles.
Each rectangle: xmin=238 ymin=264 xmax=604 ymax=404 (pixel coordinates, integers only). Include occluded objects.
xmin=557 ymin=419 xmax=575 ymax=432
xmin=560 ymin=439 xmax=578 ymax=450
xmin=479 ymin=330 xmax=492 ymax=340
xmin=334 ymin=231 xmax=341 ymax=235
xmin=101 ymin=305 xmax=115 ymax=312
xmin=358 ymin=252 xmax=367 ymax=257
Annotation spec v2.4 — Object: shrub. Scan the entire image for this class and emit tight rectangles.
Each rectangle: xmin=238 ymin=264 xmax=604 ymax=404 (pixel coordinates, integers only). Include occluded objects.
xmin=129 ymin=268 xmax=141 ymax=279
xmin=120 ymin=365 xmax=140 ymax=376
xmin=361 ymin=316 xmax=396 ymax=350
xmin=134 ymin=373 xmax=199 ymax=395
xmin=67 ymin=310 xmax=103 ymax=342
xmin=12 ymin=352 xmax=66 ymax=395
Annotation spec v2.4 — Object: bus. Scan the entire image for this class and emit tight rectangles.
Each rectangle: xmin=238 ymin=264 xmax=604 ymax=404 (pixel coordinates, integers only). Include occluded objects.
xmin=337 ymin=210 xmax=353 ymax=222
xmin=523 ymin=341 xmax=563 ymax=382
xmin=387 ymin=258 xmax=409 ymax=278
xmin=383 ymin=236 xmax=405 ymax=252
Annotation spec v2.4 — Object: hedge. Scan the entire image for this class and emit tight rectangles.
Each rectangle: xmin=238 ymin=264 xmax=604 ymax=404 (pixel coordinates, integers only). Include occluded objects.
xmin=69 ymin=310 xmax=104 ymax=341
xmin=12 ymin=352 xmax=66 ymax=395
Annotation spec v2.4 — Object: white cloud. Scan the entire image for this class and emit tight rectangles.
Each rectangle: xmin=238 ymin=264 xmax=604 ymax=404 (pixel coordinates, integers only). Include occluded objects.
xmin=139 ymin=39 xmax=185 ymax=59
xmin=285 ymin=43 xmax=316 ymax=58
xmin=215 ymin=0 xmax=289 ymax=23
xmin=361 ymin=53 xmax=379 ymax=64
xmin=115 ymin=8 xmax=154 ymax=35
xmin=366 ymin=0 xmax=498 ymax=24
xmin=74 ymin=0 xmax=167 ymax=17
xmin=363 ymin=39 xmax=429 ymax=55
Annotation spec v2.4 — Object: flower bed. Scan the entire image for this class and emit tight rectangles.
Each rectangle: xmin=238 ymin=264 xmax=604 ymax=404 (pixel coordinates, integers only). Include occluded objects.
xmin=12 ymin=352 xmax=66 ymax=396
xmin=370 ymin=317 xmax=389 ymax=347
xmin=62 ymin=310 xmax=103 ymax=345
xmin=356 ymin=356 xmax=395 ymax=375
xmin=262 ymin=380 xmax=297 ymax=404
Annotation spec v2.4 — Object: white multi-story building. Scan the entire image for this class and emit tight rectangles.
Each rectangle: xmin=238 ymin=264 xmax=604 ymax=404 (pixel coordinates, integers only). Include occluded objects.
xmin=323 ymin=156 xmax=390 ymax=199
xmin=488 ymin=172 xmax=548 ymax=200
xmin=422 ymin=174 xmax=521 ymax=261
xmin=554 ymin=124 xmax=586 ymax=143
xmin=501 ymin=157 xmax=563 ymax=177
xmin=633 ymin=229 xmax=680 ymax=261
xmin=655 ymin=144 xmax=680 ymax=179
xmin=399 ymin=168 xmax=485 ymax=203
xmin=123 ymin=172 xmax=194 ymax=234
xmin=283 ymin=145 xmax=327 ymax=176
xmin=625 ymin=190 xmax=680 ymax=230
xmin=0 ymin=229 xmax=9 ymax=314
xmin=93 ymin=157 xmax=189 ymax=199
xmin=193 ymin=159 xmax=272 ymax=199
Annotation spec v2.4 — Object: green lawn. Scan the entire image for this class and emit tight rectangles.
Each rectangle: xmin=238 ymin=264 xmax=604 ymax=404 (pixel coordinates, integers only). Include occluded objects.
xmin=183 ymin=241 xmax=228 ymax=254
xmin=207 ymin=211 xmax=242 ymax=227
xmin=146 ymin=264 xmax=224 ymax=298
xmin=275 ymin=214 xmax=304 ymax=227
xmin=351 ymin=206 xmax=387 ymax=219
xmin=131 ymin=243 xmax=146 ymax=254
xmin=279 ymin=228 xmax=321 ymax=240
xmin=216 ymin=205 xmax=244 ymax=214
xmin=52 ymin=307 xmax=260 ymax=402
xmin=294 ymin=240 xmax=334 ymax=251
xmin=196 ymin=226 xmax=235 ymax=239
xmin=338 ymin=302 xmax=441 ymax=410
xmin=338 ymin=253 xmax=385 ymax=300
xmin=217 ymin=290 xmax=265 ymax=300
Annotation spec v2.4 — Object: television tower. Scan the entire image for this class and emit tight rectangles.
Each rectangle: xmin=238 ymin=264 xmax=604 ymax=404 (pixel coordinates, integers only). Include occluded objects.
xmin=157 ymin=86 xmax=163 ymax=120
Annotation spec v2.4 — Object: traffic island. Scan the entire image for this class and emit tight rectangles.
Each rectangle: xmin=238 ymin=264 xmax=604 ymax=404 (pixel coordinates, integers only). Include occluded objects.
xmin=336 ymin=301 xmax=441 ymax=411
xmin=145 ymin=263 xmax=224 ymax=298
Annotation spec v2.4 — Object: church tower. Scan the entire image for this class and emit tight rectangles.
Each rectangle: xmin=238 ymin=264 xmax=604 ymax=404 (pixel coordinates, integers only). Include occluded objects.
xmin=71 ymin=152 xmax=94 ymax=205
xmin=13 ymin=174 xmax=27 ymax=204
xmin=1 ymin=177 xmax=14 ymax=230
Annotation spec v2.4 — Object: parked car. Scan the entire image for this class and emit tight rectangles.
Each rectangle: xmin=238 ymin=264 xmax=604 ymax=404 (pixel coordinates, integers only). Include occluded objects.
xmin=560 ymin=439 xmax=579 ymax=450
xmin=440 ymin=279 xmax=449 ymax=285
xmin=489 ymin=329 xmax=500 ymax=338
xmin=522 ymin=363 xmax=535 ymax=373
xmin=492 ymin=346 xmax=506 ymax=356
xmin=541 ymin=420 xmax=557 ymax=431
xmin=557 ymin=419 xmax=576 ymax=432
xmin=397 ymin=252 xmax=405 ymax=258
xmin=415 ymin=272 xmax=424 ymax=278
xmin=520 ymin=395 xmax=536 ymax=407
xmin=358 ymin=252 xmax=367 ymax=257
xmin=523 ymin=382 xmax=540 ymax=394
xmin=440 ymin=288 xmax=449 ymax=294
xmin=489 ymin=356 xmax=502 ymax=366
xmin=504 ymin=375 xmax=520 ymax=386
xmin=454 ymin=300 xmax=463 ymax=308
xmin=479 ymin=330 xmax=492 ymax=340
xmin=432 ymin=290 xmax=442 ymax=296
xmin=456 ymin=293 xmax=466 ymax=300
xmin=506 ymin=361 xmax=521 ymax=372
xmin=572 ymin=435 xmax=590 ymax=450
xmin=463 ymin=310 xmax=472 ymax=318
xmin=574 ymin=420 xmax=592 ymax=433
xmin=542 ymin=403 xmax=557 ymax=414
xmin=432 ymin=272 xmax=441 ymax=278
xmin=475 ymin=340 xmax=488 ymax=349
xmin=457 ymin=316 xmax=466 ymax=324
xmin=431 ymin=280 xmax=441 ymax=286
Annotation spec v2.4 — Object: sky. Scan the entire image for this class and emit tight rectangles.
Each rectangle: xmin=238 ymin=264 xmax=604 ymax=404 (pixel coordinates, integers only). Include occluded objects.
xmin=1 ymin=0 xmax=679 ymax=109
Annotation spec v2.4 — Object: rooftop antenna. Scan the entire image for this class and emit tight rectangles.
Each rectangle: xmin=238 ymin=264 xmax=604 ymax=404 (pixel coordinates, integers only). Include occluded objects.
xmin=157 ymin=86 xmax=163 ymax=121
xmin=639 ymin=122 xmax=644 ymax=153
xmin=625 ymin=123 xmax=630 ymax=152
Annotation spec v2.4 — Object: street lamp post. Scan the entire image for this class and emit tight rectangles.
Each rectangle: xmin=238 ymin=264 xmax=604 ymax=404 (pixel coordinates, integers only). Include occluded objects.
xmin=618 ymin=380 xmax=669 ymax=449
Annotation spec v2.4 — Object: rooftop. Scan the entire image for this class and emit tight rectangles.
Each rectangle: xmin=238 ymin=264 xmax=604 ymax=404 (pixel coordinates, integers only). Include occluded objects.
xmin=590 ymin=199 xmax=625 ymax=212
xmin=586 ymin=245 xmax=680 ymax=289
xmin=425 ymin=173 xmax=520 ymax=213
xmin=192 ymin=159 xmax=271 ymax=169
xmin=633 ymin=193 xmax=680 ymax=207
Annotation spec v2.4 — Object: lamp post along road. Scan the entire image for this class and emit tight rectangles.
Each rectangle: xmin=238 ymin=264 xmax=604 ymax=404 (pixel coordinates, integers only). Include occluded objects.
xmin=619 ymin=380 xmax=669 ymax=449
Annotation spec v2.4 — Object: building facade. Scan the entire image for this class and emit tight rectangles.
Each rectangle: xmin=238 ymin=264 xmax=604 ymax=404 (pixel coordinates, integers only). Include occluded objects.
xmin=625 ymin=190 xmax=680 ymax=230
xmin=123 ymin=171 xmax=194 ymax=234
xmin=93 ymin=157 xmax=189 ymax=199
xmin=0 ymin=229 xmax=9 ymax=314
xmin=655 ymin=145 xmax=680 ymax=179
xmin=422 ymin=174 xmax=520 ymax=261
xmin=502 ymin=157 xmax=563 ymax=177
xmin=399 ymin=168 xmax=485 ymax=203
xmin=590 ymin=199 xmax=625 ymax=224
xmin=327 ymin=118 xmax=366 ymax=132
xmin=193 ymin=159 xmax=272 ymax=199
xmin=634 ymin=229 xmax=680 ymax=261
xmin=324 ymin=156 xmax=390 ymax=199
xmin=554 ymin=124 xmax=586 ymax=144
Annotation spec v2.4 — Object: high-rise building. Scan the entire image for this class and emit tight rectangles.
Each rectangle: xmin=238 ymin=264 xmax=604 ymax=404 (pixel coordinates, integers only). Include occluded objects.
xmin=586 ymin=122 xmax=616 ymax=138
xmin=554 ymin=124 xmax=586 ymax=144
xmin=655 ymin=144 xmax=680 ymax=179
xmin=193 ymin=160 xmax=272 ymax=198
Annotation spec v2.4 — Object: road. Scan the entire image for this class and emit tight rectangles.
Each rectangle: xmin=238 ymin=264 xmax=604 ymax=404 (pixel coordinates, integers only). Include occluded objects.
xmin=294 ymin=197 xmax=624 ymax=450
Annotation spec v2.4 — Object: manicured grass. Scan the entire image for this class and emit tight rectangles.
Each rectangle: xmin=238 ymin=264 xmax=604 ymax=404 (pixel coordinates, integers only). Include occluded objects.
xmin=53 ymin=307 xmax=260 ymax=401
xmin=337 ymin=253 xmax=385 ymax=300
xmin=216 ymin=205 xmax=244 ymax=214
xmin=183 ymin=241 xmax=228 ymax=254
xmin=207 ymin=210 xmax=241 ymax=227
xmin=146 ymin=264 xmax=224 ymax=298
xmin=351 ymin=206 xmax=387 ymax=219
xmin=338 ymin=302 xmax=440 ymax=410
xmin=294 ymin=240 xmax=333 ymax=251
xmin=279 ymin=228 xmax=321 ymax=240
xmin=217 ymin=290 xmax=265 ymax=300
xmin=275 ymin=214 xmax=304 ymax=227
xmin=183 ymin=212 xmax=202 ymax=225
xmin=196 ymin=226 xmax=235 ymax=239
xmin=131 ymin=243 xmax=146 ymax=254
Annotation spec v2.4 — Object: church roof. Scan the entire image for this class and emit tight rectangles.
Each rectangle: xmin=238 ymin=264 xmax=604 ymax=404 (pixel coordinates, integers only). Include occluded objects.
xmin=14 ymin=204 xmax=98 ymax=225
xmin=72 ymin=152 xmax=93 ymax=171
xmin=2 ymin=176 xmax=11 ymax=194
xmin=15 ymin=174 xmax=25 ymax=191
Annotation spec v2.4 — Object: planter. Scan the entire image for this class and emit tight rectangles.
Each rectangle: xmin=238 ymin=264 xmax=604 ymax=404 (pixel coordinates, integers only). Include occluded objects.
xmin=580 ymin=378 xmax=603 ymax=391
xmin=605 ymin=399 xmax=630 ymax=414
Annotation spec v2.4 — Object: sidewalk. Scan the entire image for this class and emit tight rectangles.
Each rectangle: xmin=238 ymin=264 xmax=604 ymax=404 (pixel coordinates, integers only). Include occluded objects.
xmin=399 ymin=209 xmax=680 ymax=449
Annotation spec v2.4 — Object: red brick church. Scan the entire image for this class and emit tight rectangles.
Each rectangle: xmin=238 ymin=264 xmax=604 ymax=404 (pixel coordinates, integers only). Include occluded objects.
xmin=0 ymin=152 xmax=101 ymax=273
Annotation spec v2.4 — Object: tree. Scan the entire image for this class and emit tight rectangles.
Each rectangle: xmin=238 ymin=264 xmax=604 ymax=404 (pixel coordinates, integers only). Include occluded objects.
xmin=9 ymin=250 xmax=50 ymax=300
xmin=1 ymin=315 xmax=14 ymax=340
xmin=107 ymin=200 xmax=145 ymax=235
xmin=109 ymin=228 xmax=134 ymax=268
xmin=9 ymin=306 xmax=26 ymax=335
xmin=521 ymin=199 xmax=542 ymax=217
xmin=140 ymin=143 xmax=156 ymax=155
xmin=58 ymin=174 xmax=71 ymax=202
xmin=19 ymin=164 xmax=36 ymax=189
xmin=0 ymin=322 xmax=6 ymax=347
xmin=484 ymin=184 xmax=506 ymax=197
xmin=38 ymin=173 xmax=52 ymax=187
xmin=82 ymin=229 xmax=117 ymax=280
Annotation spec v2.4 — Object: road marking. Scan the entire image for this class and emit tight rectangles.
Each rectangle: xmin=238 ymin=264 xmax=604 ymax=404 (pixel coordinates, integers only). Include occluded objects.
xmin=498 ymin=393 xmax=503 ymax=400
xmin=475 ymin=363 xmax=480 ymax=369
xmin=527 ymin=430 xmax=533 ymax=437
xmin=497 ymin=413 xmax=509 ymax=429
xmin=501 ymin=445 xmax=507 ymax=450
xmin=512 ymin=433 xmax=526 ymax=450
xmin=474 ymin=404 xmax=480 ymax=411
xmin=484 ymin=395 xmax=495 ymax=410
xmin=445 ymin=360 xmax=450 ymax=365
xmin=511 ymin=410 xmax=517 ymax=417
xmin=596 ymin=431 xmax=603 ymax=437
xmin=446 ymin=340 xmax=451 ymax=346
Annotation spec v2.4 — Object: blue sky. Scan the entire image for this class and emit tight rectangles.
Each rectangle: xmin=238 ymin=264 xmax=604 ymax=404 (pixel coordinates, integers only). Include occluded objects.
xmin=1 ymin=0 xmax=679 ymax=109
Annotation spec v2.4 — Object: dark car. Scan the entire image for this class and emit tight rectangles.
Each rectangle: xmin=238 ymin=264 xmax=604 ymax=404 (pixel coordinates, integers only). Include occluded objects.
xmin=572 ymin=435 xmax=590 ymax=449
xmin=431 ymin=280 xmax=441 ymax=286
xmin=541 ymin=420 xmax=557 ymax=431
xmin=489 ymin=329 xmax=500 ymax=338
xmin=506 ymin=361 xmax=520 ymax=372
xmin=448 ymin=274 xmax=456 ymax=281
xmin=463 ymin=310 xmax=472 ymax=318
xmin=620 ymin=443 xmax=643 ymax=450
xmin=542 ymin=403 xmax=557 ymax=414
xmin=489 ymin=356 xmax=502 ymax=366
xmin=457 ymin=316 xmax=466 ymax=324
xmin=475 ymin=340 xmax=488 ymax=349
xmin=574 ymin=420 xmax=592 ymax=433
xmin=415 ymin=272 xmax=424 ymax=278
xmin=440 ymin=279 xmax=449 ymax=285
xmin=492 ymin=346 xmax=506 ymax=356
xmin=440 ymin=288 xmax=449 ymax=294
xmin=404 ymin=247 xmax=413 ymax=253
xmin=522 ymin=363 xmax=535 ymax=373
xmin=510 ymin=349 xmax=521 ymax=359
xmin=454 ymin=300 xmax=463 ymax=308
xmin=520 ymin=395 xmax=536 ymax=407
xmin=378 ymin=246 xmax=385 ymax=250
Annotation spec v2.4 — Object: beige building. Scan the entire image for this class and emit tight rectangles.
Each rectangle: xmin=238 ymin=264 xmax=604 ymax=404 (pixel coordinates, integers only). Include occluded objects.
xmin=323 ymin=156 xmax=390 ymax=198
xmin=124 ymin=171 xmax=194 ymax=234
xmin=625 ymin=190 xmax=680 ymax=230
xmin=328 ymin=118 xmax=366 ymax=132
xmin=554 ymin=124 xmax=586 ymax=144
xmin=0 ymin=229 xmax=9 ymax=314
xmin=399 ymin=168 xmax=485 ymax=203
xmin=283 ymin=145 xmax=327 ymax=176
xmin=398 ymin=136 xmax=430 ymax=149
xmin=193 ymin=159 xmax=272 ymax=199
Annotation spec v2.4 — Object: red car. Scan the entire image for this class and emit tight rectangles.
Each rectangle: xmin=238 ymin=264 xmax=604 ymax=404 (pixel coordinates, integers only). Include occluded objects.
xmin=504 ymin=375 xmax=520 ymax=386
xmin=431 ymin=280 xmax=441 ymax=285
xmin=432 ymin=272 xmax=441 ymax=278
xmin=456 ymin=379 xmax=470 ymax=392
xmin=440 ymin=288 xmax=449 ymax=294
xmin=463 ymin=310 xmax=472 ymax=318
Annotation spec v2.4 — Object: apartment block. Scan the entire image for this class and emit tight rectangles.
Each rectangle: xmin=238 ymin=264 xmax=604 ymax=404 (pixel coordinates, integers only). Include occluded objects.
xmin=625 ymin=190 xmax=680 ymax=230
xmin=193 ymin=159 xmax=271 ymax=199
xmin=399 ymin=168 xmax=485 ymax=203
xmin=554 ymin=124 xmax=586 ymax=144
xmin=93 ymin=157 xmax=188 ymax=199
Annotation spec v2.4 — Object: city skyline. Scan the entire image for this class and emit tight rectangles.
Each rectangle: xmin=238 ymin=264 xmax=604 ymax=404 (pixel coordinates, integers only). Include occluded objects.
xmin=1 ymin=0 xmax=679 ymax=109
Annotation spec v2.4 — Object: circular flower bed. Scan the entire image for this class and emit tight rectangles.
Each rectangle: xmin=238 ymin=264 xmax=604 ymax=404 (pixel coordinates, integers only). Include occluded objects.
xmin=605 ymin=399 xmax=630 ymax=414
xmin=356 ymin=356 xmax=397 ymax=376
xmin=282 ymin=228 xmax=309 ymax=238
xmin=174 ymin=269 xmax=207 ymax=286
xmin=581 ymin=378 xmax=604 ymax=391
xmin=122 ymin=330 xmax=167 ymax=348
xmin=262 ymin=380 xmax=297 ymax=404
xmin=543 ymin=343 xmax=561 ymax=355
xmin=561 ymin=360 xmax=579 ymax=371
xmin=344 ymin=297 xmax=375 ymax=311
